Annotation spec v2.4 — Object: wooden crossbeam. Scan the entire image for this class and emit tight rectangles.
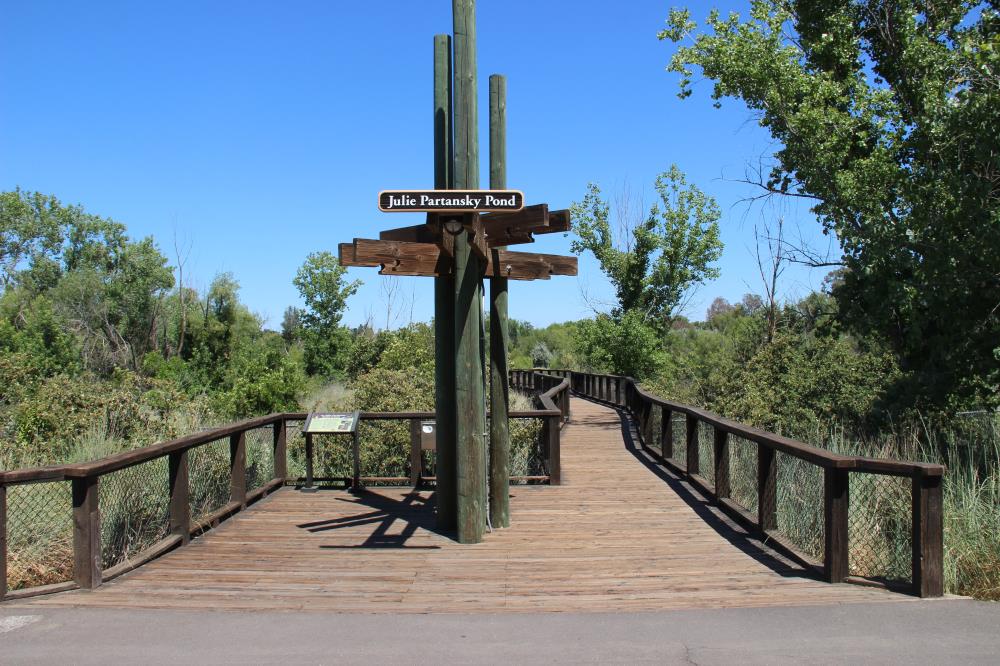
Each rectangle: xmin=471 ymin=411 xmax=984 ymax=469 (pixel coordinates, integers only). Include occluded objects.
xmin=374 ymin=205 xmax=572 ymax=251
xmin=487 ymin=249 xmax=578 ymax=281
xmin=338 ymin=238 xmax=577 ymax=281
xmin=379 ymin=224 xmax=438 ymax=244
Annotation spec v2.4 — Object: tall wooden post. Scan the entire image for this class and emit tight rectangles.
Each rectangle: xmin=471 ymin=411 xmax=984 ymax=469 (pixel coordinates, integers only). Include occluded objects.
xmin=433 ymin=34 xmax=458 ymax=530
xmin=488 ymin=73 xmax=511 ymax=528
xmin=453 ymin=0 xmax=487 ymax=544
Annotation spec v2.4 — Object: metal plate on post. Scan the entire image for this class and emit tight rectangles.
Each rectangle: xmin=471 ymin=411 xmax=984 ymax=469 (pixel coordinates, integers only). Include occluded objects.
xmin=303 ymin=412 xmax=359 ymax=435
xmin=420 ymin=421 xmax=437 ymax=450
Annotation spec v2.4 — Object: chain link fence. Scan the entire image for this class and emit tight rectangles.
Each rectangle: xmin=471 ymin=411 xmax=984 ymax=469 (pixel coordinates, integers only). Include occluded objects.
xmin=698 ymin=421 xmax=715 ymax=481
xmin=728 ymin=435 xmax=758 ymax=514
xmin=774 ymin=450 xmax=824 ymax=562
xmin=647 ymin=405 xmax=663 ymax=457
xmin=98 ymin=458 xmax=170 ymax=570
xmin=244 ymin=426 xmax=276 ymax=492
xmin=188 ymin=436 xmax=232 ymax=524
xmin=849 ymin=473 xmax=912 ymax=584
xmin=6 ymin=481 xmax=73 ymax=591
xmin=670 ymin=412 xmax=687 ymax=467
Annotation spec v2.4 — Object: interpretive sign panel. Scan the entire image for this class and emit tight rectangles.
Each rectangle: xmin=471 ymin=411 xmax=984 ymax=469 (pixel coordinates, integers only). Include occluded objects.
xmin=303 ymin=411 xmax=359 ymax=435
xmin=378 ymin=189 xmax=524 ymax=213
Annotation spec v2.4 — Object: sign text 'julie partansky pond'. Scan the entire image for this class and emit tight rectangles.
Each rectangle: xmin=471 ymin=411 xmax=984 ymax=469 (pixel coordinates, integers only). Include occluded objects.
xmin=378 ymin=190 xmax=524 ymax=213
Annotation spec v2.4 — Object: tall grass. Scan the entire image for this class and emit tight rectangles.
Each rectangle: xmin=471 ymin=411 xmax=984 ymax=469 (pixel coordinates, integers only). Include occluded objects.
xmin=4 ymin=420 xmax=276 ymax=592
xmin=726 ymin=412 xmax=1000 ymax=599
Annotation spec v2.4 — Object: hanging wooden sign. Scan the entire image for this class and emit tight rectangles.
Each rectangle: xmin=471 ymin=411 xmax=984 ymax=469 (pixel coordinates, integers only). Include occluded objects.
xmin=378 ymin=189 xmax=524 ymax=213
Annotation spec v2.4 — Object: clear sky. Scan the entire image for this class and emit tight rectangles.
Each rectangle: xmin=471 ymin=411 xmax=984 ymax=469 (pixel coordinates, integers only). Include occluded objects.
xmin=1 ymin=1 xmax=836 ymax=330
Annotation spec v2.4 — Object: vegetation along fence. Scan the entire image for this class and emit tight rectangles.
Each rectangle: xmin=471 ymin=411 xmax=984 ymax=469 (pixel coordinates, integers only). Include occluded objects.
xmin=0 ymin=370 xmax=566 ymax=601
xmin=552 ymin=368 xmax=944 ymax=598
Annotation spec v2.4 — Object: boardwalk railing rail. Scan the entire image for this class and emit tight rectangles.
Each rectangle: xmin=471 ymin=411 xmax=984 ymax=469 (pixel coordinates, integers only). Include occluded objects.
xmin=0 ymin=372 xmax=566 ymax=602
xmin=534 ymin=367 xmax=944 ymax=598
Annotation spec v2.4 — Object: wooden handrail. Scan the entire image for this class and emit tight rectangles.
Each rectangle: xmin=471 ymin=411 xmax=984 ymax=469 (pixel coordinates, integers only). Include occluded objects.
xmin=0 ymin=385 xmax=569 ymax=601
xmin=545 ymin=368 xmax=946 ymax=598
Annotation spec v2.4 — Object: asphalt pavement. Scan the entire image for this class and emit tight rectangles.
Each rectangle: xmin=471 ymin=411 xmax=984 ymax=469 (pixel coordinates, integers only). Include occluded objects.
xmin=2 ymin=598 xmax=998 ymax=664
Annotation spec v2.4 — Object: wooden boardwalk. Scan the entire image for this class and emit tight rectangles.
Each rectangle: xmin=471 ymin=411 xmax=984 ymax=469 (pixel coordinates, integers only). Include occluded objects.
xmin=21 ymin=398 xmax=903 ymax=613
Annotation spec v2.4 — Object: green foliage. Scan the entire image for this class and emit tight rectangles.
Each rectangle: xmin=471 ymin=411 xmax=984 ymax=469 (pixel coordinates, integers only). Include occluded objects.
xmin=530 ymin=341 xmax=553 ymax=368
xmin=570 ymin=166 xmax=723 ymax=327
xmin=576 ymin=310 xmax=664 ymax=379
xmin=293 ymin=251 xmax=360 ymax=378
xmin=4 ymin=371 xmax=211 ymax=467
xmin=719 ymin=331 xmax=898 ymax=434
xmin=0 ymin=191 xmax=311 ymax=468
xmin=661 ymin=0 xmax=1000 ymax=407
xmin=507 ymin=319 xmax=581 ymax=370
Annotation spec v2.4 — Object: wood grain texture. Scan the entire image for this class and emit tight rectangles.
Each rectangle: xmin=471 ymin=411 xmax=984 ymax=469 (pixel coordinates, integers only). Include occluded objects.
xmin=20 ymin=399 xmax=906 ymax=614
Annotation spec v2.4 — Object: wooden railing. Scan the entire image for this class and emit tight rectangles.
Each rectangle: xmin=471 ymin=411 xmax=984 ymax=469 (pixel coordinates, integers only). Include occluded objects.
xmin=509 ymin=369 xmax=571 ymax=485
xmin=0 ymin=413 xmax=293 ymax=602
xmin=0 ymin=373 xmax=568 ymax=602
xmin=555 ymin=368 xmax=945 ymax=598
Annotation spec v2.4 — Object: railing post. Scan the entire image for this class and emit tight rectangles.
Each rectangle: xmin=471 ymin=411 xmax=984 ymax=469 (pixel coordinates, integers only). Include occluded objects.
xmin=912 ymin=473 xmax=944 ymax=597
xmin=545 ymin=414 xmax=561 ymax=485
xmin=273 ymin=419 xmax=288 ymax=481
xmin=0 ymin=483 xmax=6 ymax=600
xmin=72 ymin=475 xmax=101 ymax=589
xmin=410 ymin=418 xmax=423 ymax=486
xmin=686 ymin=414 xmax=700 ymax=476
xmin=304 ymin=433 xmax=315 ymax=490
xmin=168 ymin=449 xmax=191 ymax=544
xmin=824 ymin=467 xmax=850 ymax=583
xmin=661 ymin=409 xmax=673 ymax=459
xmin=714 ymin=428 xmax=730 ymax=500
xmin=757 ymin=445 xmax=777 ymax=533
xmin=230 ymin=430 xmax=247 ymax=508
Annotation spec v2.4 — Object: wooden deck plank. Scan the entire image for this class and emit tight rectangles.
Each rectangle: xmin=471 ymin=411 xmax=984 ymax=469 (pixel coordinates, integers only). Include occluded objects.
xmin=17 ymin=398 xmax=906 ymax=613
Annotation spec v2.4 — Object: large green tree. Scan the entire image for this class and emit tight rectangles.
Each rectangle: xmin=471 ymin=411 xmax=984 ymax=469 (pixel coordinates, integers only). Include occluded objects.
xmin=293 ymin=251 xmax=360 ymax=377
xmin=570 ymin=166 xmax=723 ymax=329
xmin=661 ymin=1 xmax=1000 ymax=406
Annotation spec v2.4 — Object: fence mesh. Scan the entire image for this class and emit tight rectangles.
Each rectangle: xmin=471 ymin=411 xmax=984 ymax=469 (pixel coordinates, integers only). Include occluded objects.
xmin=509 ymin=417 xmax=545 ymax=478
xmin=697 ymin=421 xmax=715 ymax=482
xmin=285 ymin=419 xmax=307 ymax=479
xmin=848 ymin=473 xmax=912 ymax=583
xmin=729 ymin=435 xmax=758 ymax=514
xmin=245 ymin=426 xmax=275 ymax=491
xmin=647 ymin=405 xmax=663 ymax=456
xmin=99 ymin=458 xmax=170 ymax=570
xmin=671 ymin=412 xmax=687 ymax=467
xmin=188 ymin=436 xmax=232 ymax=524
xmin=6 ymin=481 xmax=73 ymax=591
xmin=774 ymin=450 xmax=824 ymax=562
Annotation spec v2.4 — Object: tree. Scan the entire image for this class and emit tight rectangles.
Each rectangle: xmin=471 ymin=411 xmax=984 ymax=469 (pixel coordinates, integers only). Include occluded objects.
xmin=281 ymin=306 xmax=304 ymax=343
xmin=575 ymin=310 xmax=664 ymax=379
xmin=706 ymin=297 xmax=735 ymax=323
xmin=661 ymin=1 xmax=1000 ymax=406
xmin=570 ymin=166 xmax=723 ymax=328
xmin=293 ymin=252 xmax=361 ymax=377
xmin=0 ymin=190 xmax=64 ymax=289
xmin=530 ymin=341 xmax=554 ymax=368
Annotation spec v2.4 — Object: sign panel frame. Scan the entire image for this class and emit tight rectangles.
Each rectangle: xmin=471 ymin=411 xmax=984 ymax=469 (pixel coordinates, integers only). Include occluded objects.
xmin=303 ymin=411 xmax=360 ymax=435
xmin=378 ymin=189 xmax=524 ymax=213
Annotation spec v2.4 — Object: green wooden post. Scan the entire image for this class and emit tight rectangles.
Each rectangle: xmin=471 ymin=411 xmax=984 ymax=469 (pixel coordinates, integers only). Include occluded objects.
xmin=433 ymin=33 xmax=458 ymax=531
xmin=488 ymin=73 xmax=511 ymax=528
xmin=453 ymin=0 xmax=486 ymax=544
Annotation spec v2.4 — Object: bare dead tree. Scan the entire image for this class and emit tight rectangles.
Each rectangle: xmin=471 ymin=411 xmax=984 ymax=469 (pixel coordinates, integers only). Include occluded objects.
xmin=172 ymin=230 xmax=193 ymax=358
xmin=380 ymin=276 xmax=401 ymax=330
xmin=754 ymin=216 xmax=788 ymax=344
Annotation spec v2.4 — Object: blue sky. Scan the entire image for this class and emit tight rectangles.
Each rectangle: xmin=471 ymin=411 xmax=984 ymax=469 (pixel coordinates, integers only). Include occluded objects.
xmin=1 ymin=1 xmax=836 ymax=330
